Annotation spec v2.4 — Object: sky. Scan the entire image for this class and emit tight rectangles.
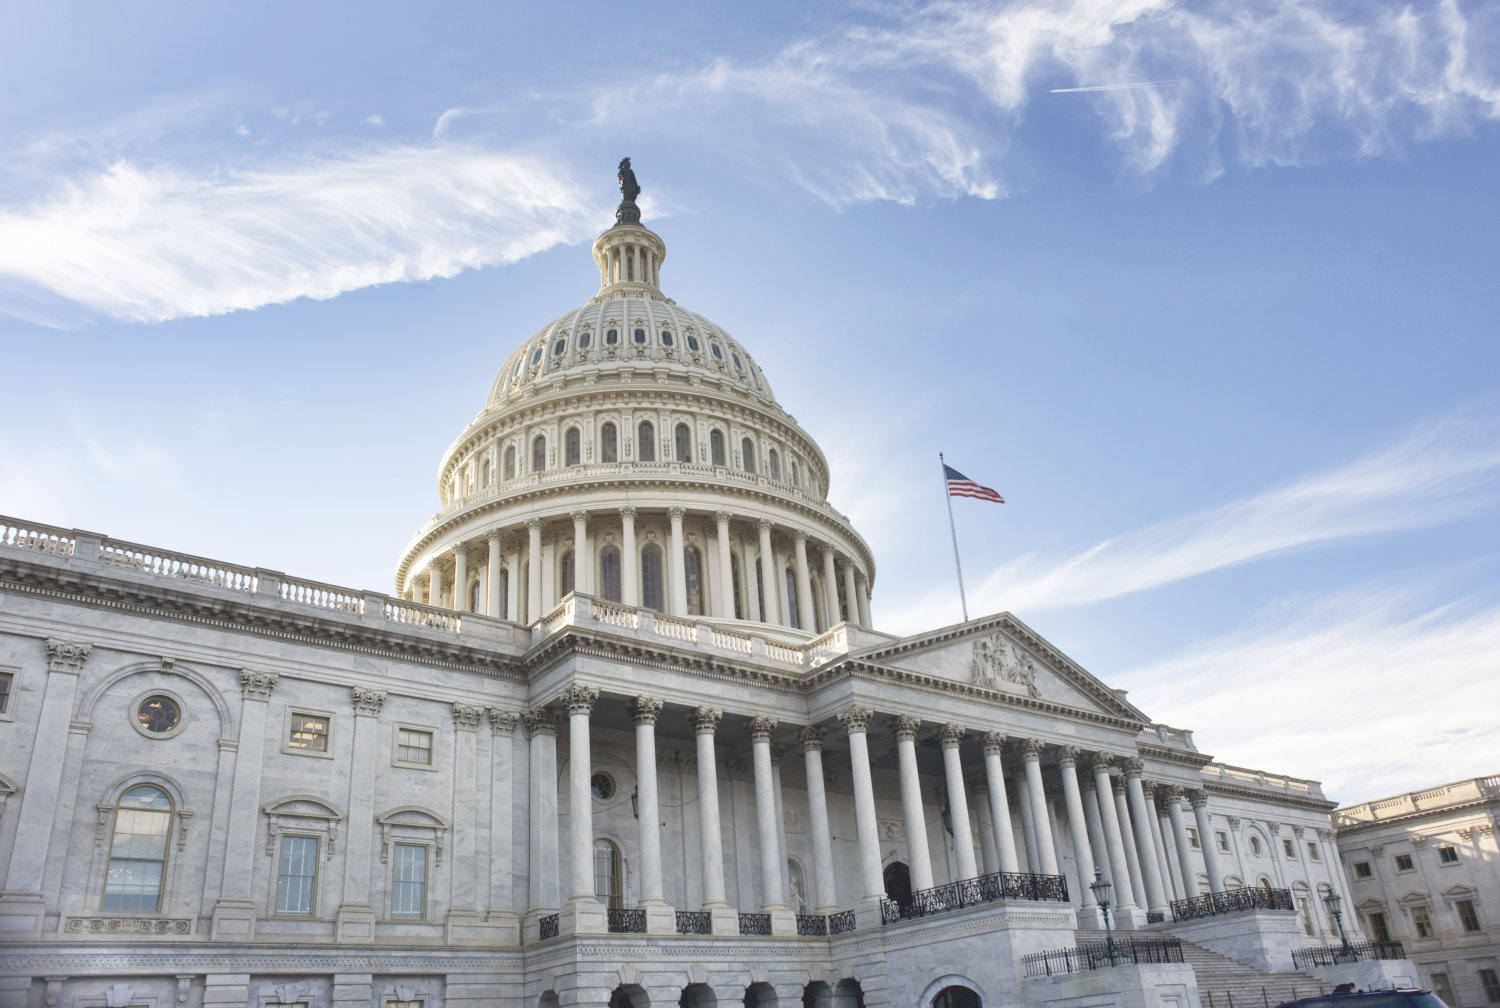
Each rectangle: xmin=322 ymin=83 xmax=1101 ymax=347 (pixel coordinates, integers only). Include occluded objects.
xmin=1 ymin=0 xmax=1497 ymax=804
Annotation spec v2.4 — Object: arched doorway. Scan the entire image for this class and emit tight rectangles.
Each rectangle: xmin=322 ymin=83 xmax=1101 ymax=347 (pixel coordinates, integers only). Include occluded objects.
xmin=931 ymin=988 xmax=980 ymax=1008
xmin=884 ymin=861 xmax=912 ymax=905
xmin=611 ymin=985 xmax=648 ymax=1008
xmin=680 ymin=984 xmax=716 ymax=1008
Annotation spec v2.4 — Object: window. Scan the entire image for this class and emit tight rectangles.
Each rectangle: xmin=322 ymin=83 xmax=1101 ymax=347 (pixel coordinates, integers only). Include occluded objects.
xmin=0 ymin=671 xmax=11 ymax=714
xmin=1457 ymin=899 xmax=1481 ymax=932
xmin=601 ymin=422 xmax=618 ymax=463
xmin=1308 ymin=842 xmax=1321 ymax=861
xmin=532 ymin=435 xmax=546 ymax=473
xmin=553 ymin=338 xmax=566 ymax=356
xmin=591 ymin=773 xmax=615 ymax=799
xmin=1431 ymin=975 xmax=1455 ymax=1005
xmin=1187 ymin=827 xmax=1200 ymax=849
xmin=102 ymin=785 xmax=173 ymax=911
xmin=1284 ymin=838 xmax=1296 ymax=858
xmin=469 ymin=580 xmax=481 ymax=613
xmin=710 ymin=429 xmax=726 ymax=467
xmin=686 ymin=334 xmax=699 ymax=351
xmin=730 ymin=552 xmax=743 ymax=619
xmin=287 ymin=712 xmax=330 ymax=753
xmin=1217 ymin=831 xmax=1230 ymax=853
xmin=767 ymin=449 xmax=780 ymax=480
xmin=578 ymin=330 xmax=592 ymax=348
xmin=1477 ymin=968 xmax=1499 ymax=1002
xmin=684 ymin=547 xmax=703 ymax=615
xmin=390 ymin=843 xmax=427 ymax=919
xmin=396 ymin=728 xmax=433 ymax=766
xmin=600 ymin=546 xmax=622 ymax=602
xmin=606 ymin=327 xmax=619 ymax=345
xmin=637 ymin=421 xmax=655 ymax=461
xmin=1412 ymin=905 xmax=1433 ymax=938
xmin=741 ymin=438 xmax=756 ymax=473
xmin=633 ymin=327 xmax=646 ymax=344
xmin=1369 ymin=911 xmax=1391 ymax=942
xmin=710 ymin=342 xmax=723 ymax=359
xmin=561 ymin=550 xmax=575 ymax=596
xmin=1354 ymin=861 xmax=1372 ymax=878
xmin=1438 ymin=845 xmax=1459 ymax=865
xmin=136 ymin=694 xmax=181 ymax=735
xmin=1396 ymin=853 xmax=1415 ymax=871
xmin=503 ymin=446 xmax=515 ymax=480
xmin=731 ymin=352 xmax=742 ymax=370
xmin=594 ymin=838 xmax=623 ymax=910
xmin=932 ymin=987 xmax=981 ymax=1008
xmin=496 ymin=569 xmax=508 ymax=617
xmin=276 ymin=835 xmax=319 ymax=915
xmin=660 ymin=330 xmax=673 ymax=346
xmin=789 ymin=459 xmax=798 ymax=486
xmin=674 ymin=423 xmax=692 ymax=463
xmin=389 ymin=1002 xmax=423 ymax=1008
xmin=641 ymin=544 xmax=664 ymax=611
xmin=565 ymin=427 xmax=581 ymax=466
xmin=1250 ymin=836 xmax=1262 ymax=856
xmin=480 ymin=458 xmax=491 ymax=486
xmin=785 ymin=568 xmax=800 ymax=628
xmin=531 ymin=347 xmax=542 ymax=365
xmin=1298 ymin=897 xmax=1316 ymax=936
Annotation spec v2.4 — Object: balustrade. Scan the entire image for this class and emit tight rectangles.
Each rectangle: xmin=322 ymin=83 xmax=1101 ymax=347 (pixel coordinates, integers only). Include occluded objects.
xmin=0 ymin=518 xmax=75 ymax=555
xmin=606 ymin=908 xmax=647 ymax=933
xmin=1170 ymin=886 xmax=1294 ymax=922
xmin=675 ymin=910 xmax=712 ymax=935
xmin=1023 ymin=938 xmax=1184 ymax=977
xmin=880 ymin=870 xmax=1069 ymax=924
xmin=738 ymin=912 xmax=772 ymax=935
xmin=1291 ymin=941 xmax=1405 ymax=969
xmin=539 ymin=913 xmax=560 ymax=939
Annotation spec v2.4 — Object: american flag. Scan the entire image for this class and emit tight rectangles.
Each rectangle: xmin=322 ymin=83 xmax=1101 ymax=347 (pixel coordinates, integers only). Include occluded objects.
xmin=944 ymin=464 xmax=1004 ymax=503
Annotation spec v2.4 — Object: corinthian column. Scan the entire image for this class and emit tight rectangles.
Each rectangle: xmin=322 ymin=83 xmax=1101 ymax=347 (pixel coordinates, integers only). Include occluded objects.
xmin=1191 ymin=790 xmax=1226 ymax=894
xmin=571 ymin=511 xmax=592 ymax=595
xmin=452 ymin=546 xmax=468 ymax=612
xmin=524 ymin=707 xmax=560 ymax=915
xmin=980 ymin=733 xmax=1020 ymax=873
xmin=486 ymin=531 xmax=503 ymax=618
xmin=1020 ymin=738 xmax=1059 ymax=875
xmin=1089 ymin=756 xmax=1138 ymax=912
xmin=632 ymin=697 xmax=665 ymax=904
xmin=821 ymin=546 xmax=839 ymax=626
xmin=620 ymin=506 xmax=639 ymax=606
xmin=792 ymin=533 xmax=814 ymax=631
xmin=799 ymin=726 xmax=838 ymax=912
xmin=1124 ymin=757 xmax=1168 ymax=915
xmin=715 ymin=511 xmax=735 ymax=618
xmin=746 ymin=716 xmax=786 ymax=910
xmin=526 ymin=518 xmax=543 ymax=622
xmin=757 ymin=520 xmax=780 ymax=624
xmin=668 ymin=506 xmax=687 ymax=615
xmin=1055 ymin=746 xmax=1098 ymax=914
xmin=562 ymin=685 xmax=600 ymax=907
xmin=837 ymin=705 xmax=886 ymax=900
xmin=940 ymin=724 xmax=978 ymax=880
xmin=692 ymin=707 xmax=728 ymax=908
xmin=841 ymin=562 xmax=860 ymax=628
xmin=889 ymin=715 xmax=935 ymax=891
xmin=428 ymin=558 xmax=445 ymax=608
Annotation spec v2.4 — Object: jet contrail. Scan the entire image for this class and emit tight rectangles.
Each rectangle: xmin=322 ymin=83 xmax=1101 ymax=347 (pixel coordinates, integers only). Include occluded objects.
xmin=1050 ymin=80 xmax=1194 ymax=93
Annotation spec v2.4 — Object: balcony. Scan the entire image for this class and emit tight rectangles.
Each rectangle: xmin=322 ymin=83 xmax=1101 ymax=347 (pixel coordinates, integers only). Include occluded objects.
xmin=880 ymin=870 xmax=1069 ymax=924
xmin=1170 ymin=887 xmax=1294 ymax=922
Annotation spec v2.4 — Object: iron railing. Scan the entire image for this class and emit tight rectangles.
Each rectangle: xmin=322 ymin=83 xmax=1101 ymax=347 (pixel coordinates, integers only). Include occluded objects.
xmin=829 ymin=910 xmax=856 ymax=934
xmin=1171 ymin=887 xmax=1294 ymax=922
xmin=1146 ymin=911 xmax=1165 ymax=924
xmin=539 ymin=914 xmax=559 ymax=940
xmin=1292 ymin=941 xmax=1405 ymax=969
xmin=675 ymin=910 xmax=712 ymax=935
xmin=796 ymin=914 xmax=827 ymax=936
xmin=739 ymin=912 xmax=772 ymax=935
xmin=607 ymin=908 xmax=646 ymax=933
xmin=1023 ymin=938 xmax=1185 ymax=977
xmin=880 ymin=870 xmax=1069 ymax=924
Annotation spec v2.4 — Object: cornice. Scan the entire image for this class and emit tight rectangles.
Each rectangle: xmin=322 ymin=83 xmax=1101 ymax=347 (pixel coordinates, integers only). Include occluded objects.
xmin=524 ymin=629 xmax=805 ymax=697
xmin=1137 ymin=743 xmax=1215 ymax=770
xmin=1203 ymin=780 xmax=1337 ymax=813
xmin=0 ymin=946 xmax=524 ymax=971
xmin=1335 ymin=797 xmax=1500 ymax=832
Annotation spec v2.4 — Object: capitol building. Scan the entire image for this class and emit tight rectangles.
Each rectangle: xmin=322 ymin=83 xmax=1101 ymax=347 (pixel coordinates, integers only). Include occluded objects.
xmin=0 ymin=165 xmax=1412 ymax=1008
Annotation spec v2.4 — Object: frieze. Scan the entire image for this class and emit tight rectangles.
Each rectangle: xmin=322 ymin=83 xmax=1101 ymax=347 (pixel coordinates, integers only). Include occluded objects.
xmin=65 ymin=917 xmax=192 ymax=935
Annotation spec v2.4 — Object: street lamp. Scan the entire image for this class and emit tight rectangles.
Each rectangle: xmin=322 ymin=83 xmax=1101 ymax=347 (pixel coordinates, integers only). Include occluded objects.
xmin=1090 ymin=867 xmax=1127 ymax=966
xmin=1320 ymin=884 xmax=1359 ymax=964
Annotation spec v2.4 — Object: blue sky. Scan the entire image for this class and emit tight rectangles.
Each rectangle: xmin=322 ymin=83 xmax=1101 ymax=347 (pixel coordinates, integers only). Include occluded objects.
xmin=2 ymin=0 xmax=1497 ymax=802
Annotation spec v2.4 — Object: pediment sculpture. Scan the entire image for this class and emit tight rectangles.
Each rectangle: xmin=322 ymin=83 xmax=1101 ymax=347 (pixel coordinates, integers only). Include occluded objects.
xmin=971 ymin=634 xmax=1040 ymax=699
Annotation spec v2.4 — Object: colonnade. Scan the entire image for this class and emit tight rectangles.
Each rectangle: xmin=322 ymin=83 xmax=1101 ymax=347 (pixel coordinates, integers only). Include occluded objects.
xmin=412 ymin=507 xmax=873 ymax=632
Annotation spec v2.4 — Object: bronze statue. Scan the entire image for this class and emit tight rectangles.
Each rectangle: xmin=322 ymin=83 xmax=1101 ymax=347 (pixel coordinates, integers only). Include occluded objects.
xmin=617 ymin=157 xmax=640 ymax=203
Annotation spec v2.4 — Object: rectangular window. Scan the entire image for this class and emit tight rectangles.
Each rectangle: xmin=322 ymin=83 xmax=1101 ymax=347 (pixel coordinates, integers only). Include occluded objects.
xmin=1283 ymin=838 xmax=1296 ymax=858
xmin=1431 ymin=974 xmax=1454 ymax=1005
xmin=391 ymin=843 xmax=427 ymax=919
xmin=1457 ymin=899 xmax=1481 ymax=933
xmin=1354 ymin=861 xmax=1373 ymax=878
xmin=287 ymin=712 xmax=329 ymax=753
xmin=1412 ymin=905 xmax=1433 ymax=938
xmin=1187 ymin=827 xmax=1200 ymax=849
xmin=0 ymin=671 xmax=11 ymax=714
xmin=388 ymin=1002 xmax=423 ymax=1008
xmin=1369 ymin=911 xmax=1392 ymax=943
xmin=1308 ymin=841 xmax=1321 ymax=862
xmin=1395 ymin=853 xmax=1415 ymax=871
xmin=1438 ymin=845 xmax=1459 ymax=865
xmin=396 ymin=728 xmax=433 ymax=766
xmin=1216 ymin=831 xmax=1230 ymax=853
xmin=276 ymin=835 xmax=319 ymax=915
xmin=1478 ymin=968 xmax=1500 ymax=1003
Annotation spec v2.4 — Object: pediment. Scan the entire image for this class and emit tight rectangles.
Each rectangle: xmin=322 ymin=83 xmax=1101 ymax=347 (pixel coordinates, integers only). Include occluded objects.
xmin=378 ymin=806 xmax=449 ymax=829
xmin=1396 ymin=890 xmax=1431 ymax=905
xmin=849 ymin=612 xmax=1148 ymax=721
xmin=1441 ymin=883 xmax=1476 ymax=899
xmin=264 ymin=795 xmax=343 ymax=821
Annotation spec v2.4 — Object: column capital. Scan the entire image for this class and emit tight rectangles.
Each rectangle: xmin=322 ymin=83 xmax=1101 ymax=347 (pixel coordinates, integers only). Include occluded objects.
xmin=1188 ymin=788 xmax=1210 ymax=809
xmin=453 ymin=703 xmax=484 ymax=731
xmin=523 ymin=706 xmax=559 ymax=736
xmin=691 ymin=706 xmax=723 ymax=734
xmin=1141 ymin=779 xmax=1158 ymax=799
xmin=887 ymin=714 xmax=920 ymax=742
xmin=1018 ymin=737 xmax=1045 ymax=761
xmin=793 ymin=531 xmax=808 ymax=545
xmin=352 ymin=686 xmax=386 ymax=717
xmin=525 ymin=517 xmax=543 ymax=531
xmin=668 ymin=506 xmax=686 ymax=520
xmin=756 ymin=518 xmax=774 ymax=534
xmin=937 ymin=723 xmax=966 ymax=749
xmin=1111 ymin=776 xmax=1128 ymax=796
xmin=487 ymin=708 xmax=520 ymax=735
xmin=240 ymin=669 xmax=279 ymax=702
xmin=1123 ymin=755 xmax=1145 ymax=778
xmin=980 ymin=730 xmax=1006 ymax=755
xmin=714 ymin=510 xmax=733 ymax=525
xmin=1056 ymin=744 xmax=1082 ymax=767
xmin=1163 ymin=784 xmax=1184 ymax=801
xmin=45 ymin=638 xmax=92 ymax=674
xmin=744 ymin=715 xmax=778 ymax=742
xmin=835 ymin=704 xmax=874 ymax=734
xmin=1084 ymin=753 xmax=1118 ymax=778
xmin=619 ymin=505 xmax=638 ymax=520
xmin=561 ymin=683 xmax=599 ymax=716
xmin=486 ymin=529 xmax=504 ymax=545
xmin=631 ymin=695 xmax=664 ymax=725
xmin=569 ymin=510 xmax=589 ymax=526
xmin=797 ymin=725 xmax=826 ymax=751
xmin=429 ymin=555 xmax=445 ymax=571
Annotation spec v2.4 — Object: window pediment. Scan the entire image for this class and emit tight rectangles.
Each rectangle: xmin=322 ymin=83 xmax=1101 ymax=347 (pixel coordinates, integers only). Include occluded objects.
xmin=1397 ymin=890 xmax=1431 ymax=906
xmin=264 ymin=795 xmax=343 ymax=822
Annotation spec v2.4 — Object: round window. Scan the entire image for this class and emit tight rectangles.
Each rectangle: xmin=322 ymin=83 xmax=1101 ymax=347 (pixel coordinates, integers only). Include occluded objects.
xmin=1250 ymin=836 xmax=1262 ymax=856
xmin=137 ymin=695 xmax=181 ymax=735
xmin=590 ymin=773 xmax=615 ymax=800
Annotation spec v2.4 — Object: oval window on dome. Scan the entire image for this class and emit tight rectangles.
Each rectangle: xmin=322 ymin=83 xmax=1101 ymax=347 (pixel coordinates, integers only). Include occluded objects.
xmin=531 ymin=347 xmax=543 ymax=365
xmin=731 ymin=352 xmax=743 ymax=370
xmin=660 ymin=330 xmax=673 ymax=346
xmin=553 ymin=338 xmax=567 ymax=356
xmin=710 ymin=343 xmax=723 ymax=359
xmin=634 ymin=328 xmax=647 ymax=344
xmin=578 ymin=330 xmax=592 ymax=348
xmin=606 ymin=328 xmax=619 ymax=345
xmin=686 ymin=334 xmax=700 ymax=351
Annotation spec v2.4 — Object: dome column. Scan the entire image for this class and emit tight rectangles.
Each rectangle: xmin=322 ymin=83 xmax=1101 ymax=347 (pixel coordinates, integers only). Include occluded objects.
xmin=742 ymin=530 xmax=761 ymax=622
xmin=506 ymin=538 xmax=522 ymax=621
xmin=668 ymin=507 xmax=687 ymax=615
xmin=856 ymin=576 xmax=872 ymax=627
xmin=486 ymin=531 xmax=503 ymax=618
xmin=841 ymin=561 xmax=861 ymax=628
xmin=714 ymin=512 xmax=735 ymax=619
xmin=526 ymin=519 xmax=543 ymax=623
xmin=428 ymin=558 xmax=444 ymax=608
xmin=452 ymin=545 xmax=468 ymax=612
xmin=793 ymin=533 xmax=815 ymax=632
xmin=620 ymin=507 xmax=639 ymax=606
xmin=757 ymin=520 xmax=779 ymax=624
xmin=571 ymin=512 xmax=592 ymax=595
xmin=820 ymin=546 xmax=839 ymax=627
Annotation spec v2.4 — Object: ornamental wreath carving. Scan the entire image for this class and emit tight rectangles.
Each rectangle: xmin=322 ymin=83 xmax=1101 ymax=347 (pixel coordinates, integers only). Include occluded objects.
xmin=65 ymin=917 xmax=192 ymax=935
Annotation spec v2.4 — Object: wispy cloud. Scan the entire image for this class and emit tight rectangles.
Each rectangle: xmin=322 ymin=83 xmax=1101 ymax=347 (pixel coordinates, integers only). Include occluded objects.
xmin=0 ymin=146 xmax=605 ymax=323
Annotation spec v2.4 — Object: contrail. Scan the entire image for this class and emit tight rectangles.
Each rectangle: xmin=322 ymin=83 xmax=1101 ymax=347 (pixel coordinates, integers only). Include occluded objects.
xmin=1050 ymin=80 xmax=1194 ymax=93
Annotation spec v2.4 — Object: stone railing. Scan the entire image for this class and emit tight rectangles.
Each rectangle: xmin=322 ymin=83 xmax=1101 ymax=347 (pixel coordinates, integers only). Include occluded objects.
xmin=1202 ymin=763 xmax=1324 ymax=799
xmin=1170 ymin=886 xmax=1294 ymax=922
xmin=1335 ymin=776 xmax=1500 ymax=825
xmin=1 ymin=518 xmax=75 ymax=556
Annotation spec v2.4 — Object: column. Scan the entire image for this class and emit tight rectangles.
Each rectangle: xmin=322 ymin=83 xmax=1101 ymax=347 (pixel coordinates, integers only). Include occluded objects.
xmin=715 ymin=512 xmax=735 ymax=618
xmin=836 ymin=705 xmax=886 ymax=901
xmin=792 ymin=533 xmax=815 ymax=631
xmin=757 ymin=520 xmax=780 ymax=624
xmin=1083 ymin=784 xmax=1111 ymax=885
xmin=692 ymin=707 xmax=729 ymax=907
xmin=632 ymin=697 xmax=666 ymax=904
xmin=856 ymin=576 xmax=872 ymax=627
xmin=746 ymin=717 xmax=786 ymax=910
xmin=1165 ymin=787 xmax=1200 ymax=898
xmin=506 ymin=540 xmax=521 ymax=622
xmin=939 ymin=724 xmax=978 ymax=880
xmin=665 ymin=507 xmax=687 ymax=615
xmin=889 ymin=716 xmax=935 ymax=890
xmin=526 ymin=518 xmax=543 ymax=622
xmin=1055 ymin=747 xmax=1098 ymax=912
xmin=799 ymin=727 xmax=839 ymax=913
xmin=563 ymin=685 xmax=599 ymax=903
xmin=1124 ymin=758 xmax=1168 ymax=915
xmin=486 ymin=708 xmax=520 ymax=934
xmin=525 ymin=707 xmax=560 ymax=913
xmin=452 ymin=546 xmax=468 ymax=612
xmin=1014 ymin=772 xmax=1038 ymax=871
xmin=1089 ymin=756 xmax=1138 ymax=911
xmin=337 ymin=686 xmax=385 ymax=939
xmin=449 ymin=704 xmax=483 ymax=921
xmin=841 ymin=562 xmax=860 ymax=628
xmin=820 ymin=547 xmax=839 ymax=626
xmin=980 ymin=733 xmax=1021 ymax=873
xmin=1191 ymin=790 xmax=1226 ymax=893
xmin=1020 ymin=738 xmax=1059 ymax=875
xmin=620 ymin=507 xmax=639 ymax=606
xmin=743 ymin=534 xmax=762 ymax=622
xmin=1146 ymin=783 xmax=1179 ymax=901
xmin=571 ymin=512 xmax=592 ymax=595
xmin=486 ymin=532 xmax=503 ymax=618
xmin=428 ymin=558 xmax=444 ymax=608
xmin=1113 ymin=777 xmax=1148 ymax=908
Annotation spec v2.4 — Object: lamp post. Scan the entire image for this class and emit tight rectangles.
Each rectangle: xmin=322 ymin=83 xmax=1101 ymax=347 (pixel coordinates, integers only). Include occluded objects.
xmin=1090 ymin=867 xmax=1127 ymax=966
xmin=1320 ymin=884 xmax=1358 ymax=964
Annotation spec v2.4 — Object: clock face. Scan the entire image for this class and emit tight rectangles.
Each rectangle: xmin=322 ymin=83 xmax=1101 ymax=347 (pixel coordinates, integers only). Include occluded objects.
xmin=137 ymin=695 xmax=181 ymax=734
xmin=590 ymin=773 xmax=615 ymax=800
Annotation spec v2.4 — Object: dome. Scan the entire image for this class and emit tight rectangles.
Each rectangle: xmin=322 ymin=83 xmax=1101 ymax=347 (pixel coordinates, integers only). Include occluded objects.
xmin=396 ymin=160 xmax=874 ymax=636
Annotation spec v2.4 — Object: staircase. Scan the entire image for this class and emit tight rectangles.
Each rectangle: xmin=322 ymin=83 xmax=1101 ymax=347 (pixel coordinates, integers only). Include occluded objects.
xmin=1072 ymin=930 xmax=1331 ymax=1008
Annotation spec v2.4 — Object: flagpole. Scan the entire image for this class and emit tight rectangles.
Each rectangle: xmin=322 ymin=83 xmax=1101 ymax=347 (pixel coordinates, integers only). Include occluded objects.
xmin=940 ymin=452 xmax=969 ymax=622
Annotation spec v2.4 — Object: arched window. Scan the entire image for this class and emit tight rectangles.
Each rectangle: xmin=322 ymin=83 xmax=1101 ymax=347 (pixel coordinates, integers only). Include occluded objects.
xmin=741 ymin=438 xmax=756 ymax=473
xmin=606 ymin=327 xmax=619 ymax=345
xmin=532 ymin=435 xmax=546 ymax=473
xmin=660 ymin=330 xmax=674 ymax=346
xmin=710 ymin=429 xmax=726 ymax=467
xmin=789 ymin=459 xmax=798 ymax=486
xmin=730 ymin=552 xmax=743 ymax=619
xmin=497 ymin=569 xmax=508 ymax=618
xmin=784 ymin=568 xmax=800 ymax=628
xmin=684 ymin=547 xmax=703 ymax=615
xmin=103 ymin=784 xmax=173 ymax=911
xmin=503 ymin=446 xmax=515 ymax=481
xmin=787 ymin=859 xmax=807 ymax=914
xmin=633 ymin=327 xmax=647 ymax=344
xmin=578 ymin=330 xmax=592 ymax=349
xmin=932 ymin=987 xmax=981 ymax=1008
xmin=594 ymin=838 xmax=623 ymax=910
xmin=561 ymin=551 xmax=575 ymax=596
xmin=883 ymin=861 xmax=912 ymax=906
xmin=641 ymin=544 xmax=664 ymax=611
xmin=768 ymin=449 xmax=781 ymax=481
xmin=601 ymin=422 xmax=618 ymax=463
xmin=811 ymin=575 xmax=825 ymax=633
xmin=637 ymin=421 xmax=655 ymax=462
xmin=565 ymin=427 xmax=581 ymax=467
xmin=600 ymin=546 xmax=622 ymax=602
xmin=469 ymin=580 xmax=482 ymax=613
xmin=481 ymin=458 xmax=491 ymax=486
xmin=674 ymin=423 xmax=692 ymax=463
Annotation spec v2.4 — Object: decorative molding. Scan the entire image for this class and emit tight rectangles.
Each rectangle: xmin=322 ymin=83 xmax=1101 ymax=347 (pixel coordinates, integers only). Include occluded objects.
xmin=631 ymin=695 xmax=664 ymax=725
xmin=796 ymin=725 xmax=826 ymax=751
xmin=835 ymin=705 xmax=873 ymax=734
xmin=452 ymin=703 xmax=484 ymax=730
xmin=45 ymin=638 xmax=92 ymax=674
xmin=487 ymin=708 xmax=519 ymax=735
xmin=64 ymin=918 xmax=192 ymax=936
xmin=351 ymin=686 xmax=386 ymax=717
xmin=240 ymin=669 xmax=279 ymax=701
